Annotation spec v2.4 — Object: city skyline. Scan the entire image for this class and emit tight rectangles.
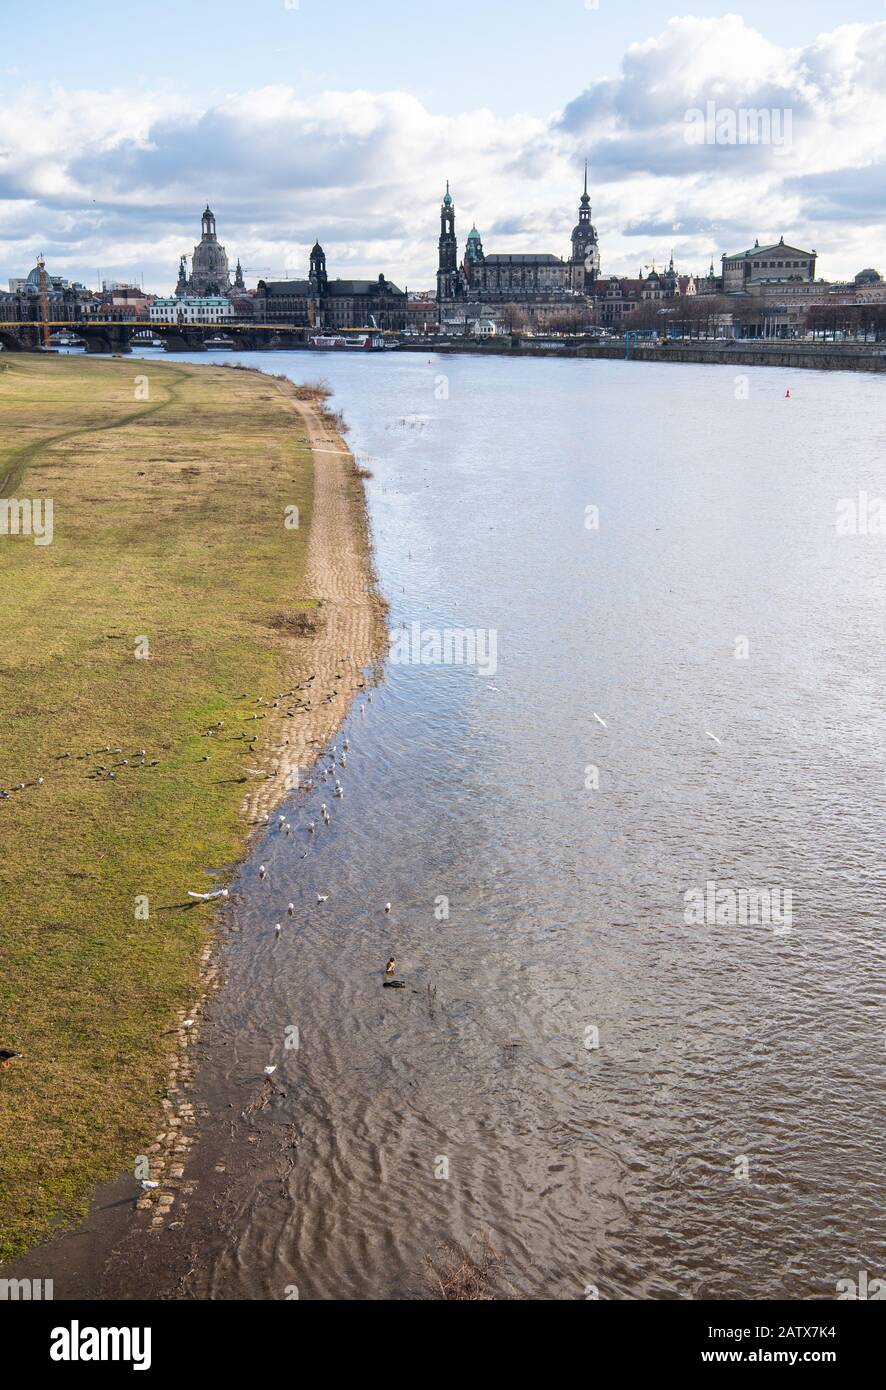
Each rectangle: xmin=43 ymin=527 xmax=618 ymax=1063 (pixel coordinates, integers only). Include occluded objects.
xmin=1 ymin=5 xmax=885 ymax=294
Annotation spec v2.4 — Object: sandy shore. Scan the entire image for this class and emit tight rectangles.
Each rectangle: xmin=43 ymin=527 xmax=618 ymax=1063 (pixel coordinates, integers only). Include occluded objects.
xmin=241 ymin=377 xmax=387 ymax=825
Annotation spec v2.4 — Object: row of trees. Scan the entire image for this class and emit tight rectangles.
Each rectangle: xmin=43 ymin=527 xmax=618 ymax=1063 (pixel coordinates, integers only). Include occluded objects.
xmin=804 ymin=302 xmax=886 ymax=341
xmin=487 ymin=295 xmax=886 ymax=342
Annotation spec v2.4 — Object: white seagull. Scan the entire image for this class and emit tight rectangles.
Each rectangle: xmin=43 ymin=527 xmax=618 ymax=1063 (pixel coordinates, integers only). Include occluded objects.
xmin=263 ymin=1065 xmax=277 ymax=1076
xmin=705 ymin=732 xmax=722 ymax=746
xmin=317 ymin=893 xmax=329 ymax=903
xmin=259 ymin=865 xmax=267 ymax=880
xmin=593 ymin=712 xmax=607 ymax=728
xmin=384 ymin=902 xmax=392 ymax=915
xmin=187 ymin=888 xmax=229 ymax=901
xmin=275 ymin=923 xmax=282 ymax=937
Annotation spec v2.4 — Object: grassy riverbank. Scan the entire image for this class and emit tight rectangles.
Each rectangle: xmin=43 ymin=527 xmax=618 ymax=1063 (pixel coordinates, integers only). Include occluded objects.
xmin=0 ymin=354 xmax=354 ymax=1260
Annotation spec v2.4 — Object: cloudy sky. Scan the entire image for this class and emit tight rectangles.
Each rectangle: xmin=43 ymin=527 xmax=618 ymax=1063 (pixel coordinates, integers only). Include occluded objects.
xmin=1 ymin=0 xmax=884 ymax=294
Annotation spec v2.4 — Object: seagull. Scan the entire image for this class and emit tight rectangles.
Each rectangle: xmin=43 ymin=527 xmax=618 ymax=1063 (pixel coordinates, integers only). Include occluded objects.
xmin=275 ymin=923 xmax=282 ymax=937
xmin=317 ymin=893 xmax=329 ymax=903
xmin=308 ymin=821 xmax=315 ymax=833
xmin=140 ymin=1180 xmax=159 ymax=1190
xmin=182 ymin=1019 xmax=195 ymax=1029
xmin=386 ymin=957 xmax=396 ymax=975
xmin=263 ymin=1065 xmax=277 ymax=1076
xmin=187 ymin=888 xmax=229 ymax=901
xmin=384 ymin=902 xmax=392 ymax=915
xmin=278 ymin=815 xmax=286 ymax=827
xmin=343 ymin=738 xmax=349 ymax=751
xmin=259 ymin=865 xmax=267 ymax=880
xmin=705 ymin=732 xmax=722 ymax=745
xmin=287 ymin=903 xmax=295 ymax=916
xmin=593 ymin=712 xmax=607 ymax=728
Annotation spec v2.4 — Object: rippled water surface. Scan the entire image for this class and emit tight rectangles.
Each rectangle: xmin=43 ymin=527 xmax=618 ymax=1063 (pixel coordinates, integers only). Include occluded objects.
xmin=119 ymin=351 xmax=886 ymax=1297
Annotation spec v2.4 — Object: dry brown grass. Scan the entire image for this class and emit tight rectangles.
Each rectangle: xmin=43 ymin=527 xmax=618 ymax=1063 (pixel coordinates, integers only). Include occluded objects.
xmin=426 ymin=1232 xmax=504 ymax=1300
xmin=267 ymin=607 xmax=326 ymax=636
xmin=290 ymin=380 xmax=331 ymax=403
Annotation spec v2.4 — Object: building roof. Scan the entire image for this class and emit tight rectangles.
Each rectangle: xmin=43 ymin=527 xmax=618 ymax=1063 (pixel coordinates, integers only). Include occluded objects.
xmin=725 ymin=240 xmax=814 ymax=261
xmin=260 ymin=280 xmax=313 ymax=295
xmin=483 ymin=254 xmax=564 ymax=266
xmin=325 ymin=279 xmax=403 ymax=296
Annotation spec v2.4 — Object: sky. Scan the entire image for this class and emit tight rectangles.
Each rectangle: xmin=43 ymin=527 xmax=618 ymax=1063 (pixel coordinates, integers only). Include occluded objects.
xmin=1 ymin=0 xmax=884 ymax=293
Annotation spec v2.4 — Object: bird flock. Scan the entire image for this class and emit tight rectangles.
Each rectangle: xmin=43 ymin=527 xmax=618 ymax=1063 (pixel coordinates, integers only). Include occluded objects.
xmin=236 ymin=687 xmax=408 ymax=1084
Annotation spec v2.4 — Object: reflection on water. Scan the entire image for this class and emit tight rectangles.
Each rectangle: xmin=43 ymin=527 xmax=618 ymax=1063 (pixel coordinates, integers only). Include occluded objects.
xmin=126 ymin=350 xmax=886 ymax=1297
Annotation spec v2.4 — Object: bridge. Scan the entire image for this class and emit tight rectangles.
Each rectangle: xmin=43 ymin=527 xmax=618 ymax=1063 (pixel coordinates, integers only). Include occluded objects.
xmin=0 ymin=320 xmax=323 ymax=354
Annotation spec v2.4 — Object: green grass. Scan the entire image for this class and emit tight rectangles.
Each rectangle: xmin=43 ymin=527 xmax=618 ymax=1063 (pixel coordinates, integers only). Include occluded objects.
xmin=0 ymin=354 xmax=316 ymax=1259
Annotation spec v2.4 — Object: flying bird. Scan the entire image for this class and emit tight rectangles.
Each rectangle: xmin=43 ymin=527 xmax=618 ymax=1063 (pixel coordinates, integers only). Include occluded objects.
xmin=593 ymin=712 xmax=607 ymax=728
xmin=705 ymin=732 xmax=722 ymax=745
xmin=317 ymin=893 xmax=329 ymax=903
xmin=187 ymin=888 xmax=229 ymax=901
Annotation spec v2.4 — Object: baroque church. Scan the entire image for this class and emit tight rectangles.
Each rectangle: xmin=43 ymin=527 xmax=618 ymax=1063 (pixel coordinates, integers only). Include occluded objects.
xmin=436 ymin=167 xmax=600 ymax=309
xmin=175 ymin=206 xmax=245 ymax=298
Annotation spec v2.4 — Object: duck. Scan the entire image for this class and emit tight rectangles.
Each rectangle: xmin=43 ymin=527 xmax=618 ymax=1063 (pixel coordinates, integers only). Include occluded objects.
xmin=386 ymin=957 xmax=396 ymax=975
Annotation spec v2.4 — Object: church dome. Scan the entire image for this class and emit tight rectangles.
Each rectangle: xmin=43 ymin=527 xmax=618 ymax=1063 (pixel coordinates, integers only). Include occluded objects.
xmin=467 ymin=225 xmax=480 ymax=241
xmin=854 ymin=267 xmax=882 ymax=285
xmin=26 ymin=263 xmax=47 ymax=288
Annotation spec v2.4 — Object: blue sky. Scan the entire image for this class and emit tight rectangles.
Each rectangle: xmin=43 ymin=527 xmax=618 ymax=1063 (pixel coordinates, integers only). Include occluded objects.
xmin=5 ymin=0 xmax=882 ymax=118
xmin=1 ymin=2 xmax=884 ymax=291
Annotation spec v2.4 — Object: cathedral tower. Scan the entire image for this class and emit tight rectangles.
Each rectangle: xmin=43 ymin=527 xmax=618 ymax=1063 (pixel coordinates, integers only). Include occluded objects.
xmin=309 ymin=241 xmax=328 ymax=295
xmin=436 ymin=182 xmax=460 ymax=304
xmin=570 ymin=162 xmax=600 ymax=291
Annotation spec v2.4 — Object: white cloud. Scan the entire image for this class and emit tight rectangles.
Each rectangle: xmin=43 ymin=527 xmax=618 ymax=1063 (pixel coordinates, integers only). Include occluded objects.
xmin=0 ymin=16 xmax=884 ymax=293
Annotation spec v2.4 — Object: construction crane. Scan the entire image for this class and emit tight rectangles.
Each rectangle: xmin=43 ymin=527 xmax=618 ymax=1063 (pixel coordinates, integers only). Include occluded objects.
xmin=36 ymin=254 xmax=51 ymax=348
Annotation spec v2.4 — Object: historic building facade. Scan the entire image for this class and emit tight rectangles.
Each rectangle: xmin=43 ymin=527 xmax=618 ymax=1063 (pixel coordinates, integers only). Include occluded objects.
xmin=252 ymin=242 xmax=407 ymax=330
xmin=436 ymin=169 xmax=600 ymax=315
xmin=175 ymin=206 xmax=233 ymax=297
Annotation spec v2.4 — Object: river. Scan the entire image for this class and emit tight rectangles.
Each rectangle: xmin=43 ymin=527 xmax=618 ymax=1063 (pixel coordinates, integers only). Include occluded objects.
xmin=24 ymin=349 xmax=886 ymax=1299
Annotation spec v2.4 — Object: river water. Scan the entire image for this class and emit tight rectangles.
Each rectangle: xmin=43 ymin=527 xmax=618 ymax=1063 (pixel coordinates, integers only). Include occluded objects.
xmin=47 ymin=349 xmax=886 ymax=1298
